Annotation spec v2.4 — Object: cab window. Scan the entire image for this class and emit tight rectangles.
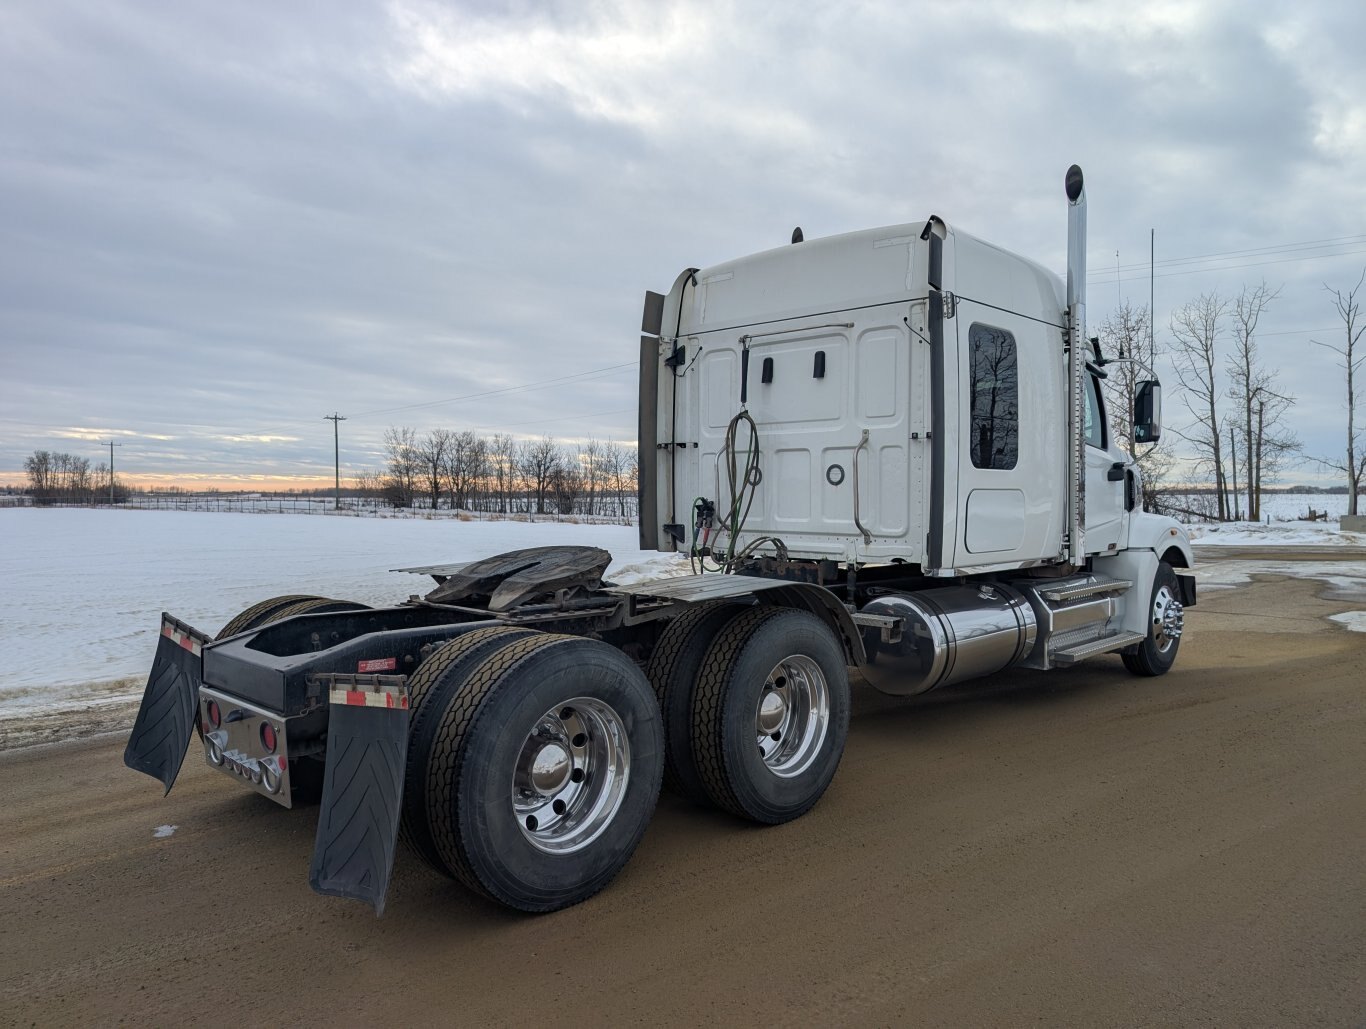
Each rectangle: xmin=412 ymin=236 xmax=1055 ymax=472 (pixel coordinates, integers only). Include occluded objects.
xmin=1084 ymin=375 xmax=1106 ymax=449
xmin=968 ymin=323 xmax=1019 ymax=470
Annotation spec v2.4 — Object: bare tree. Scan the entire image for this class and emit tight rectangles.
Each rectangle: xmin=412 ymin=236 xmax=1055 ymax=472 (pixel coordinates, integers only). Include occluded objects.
xmin=24 ymin=450 xmax=54 ymax=498
xmin=601 ymin=440 xmax=628 ymax=519
xmin=382 ymin=426 xmax=420 ymax=508
xmin=1227 ymin=282 xmax=1296 ymax=521
xmin=444 ymin=430 xmax=487 ymax=511
xmin=1313 ymin=270 xmax=1366 ymax=516
xmin=419 ymin=428 xmax=453 ymax=510
xmin=520 ymin=436 xmax=561 ymax=516
xmin=578 ymin=438 xmax=603 ymax=517
xmin=353 ymin=469 xmax=385 ymax=499
xmin=488 ymin=433 xmax=517 ymax=514
xmin=1170 ymin=292 xmax=1231 ymax=519
xmin=1098 ymin=302 xmax=1175 ymax=512
xmin=550 ymin=445 xmax=583 ymax=515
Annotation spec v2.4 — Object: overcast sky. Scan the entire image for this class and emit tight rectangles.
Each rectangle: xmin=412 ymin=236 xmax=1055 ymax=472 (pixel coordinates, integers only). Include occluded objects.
xmin=4 ymin=0 xmax=1365 ymax=489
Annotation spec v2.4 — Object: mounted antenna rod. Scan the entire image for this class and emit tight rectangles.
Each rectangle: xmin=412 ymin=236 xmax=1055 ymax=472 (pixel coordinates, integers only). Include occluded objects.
xmin=1150 ymin=228 xmax=1156 ymax=367
xmin=1064 ymin=164 xmax=1087 ymax=568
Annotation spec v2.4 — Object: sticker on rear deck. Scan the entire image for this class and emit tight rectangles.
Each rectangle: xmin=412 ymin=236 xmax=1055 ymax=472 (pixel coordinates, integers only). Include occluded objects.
xmin=357 ymin=657 xmax=397 ymax=673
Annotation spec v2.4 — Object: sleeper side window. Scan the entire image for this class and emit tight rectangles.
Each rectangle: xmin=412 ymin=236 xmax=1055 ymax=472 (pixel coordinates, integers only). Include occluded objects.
xmin=968 ymin=323 xmax=1019 ymax=470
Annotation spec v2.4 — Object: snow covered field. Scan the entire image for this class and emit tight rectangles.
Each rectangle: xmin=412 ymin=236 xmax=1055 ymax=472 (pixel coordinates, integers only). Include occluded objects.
xmin=2 ymin=505 xmax=1365 ymax=728
xmin=0 ymin=508 xmax=684 ymax=716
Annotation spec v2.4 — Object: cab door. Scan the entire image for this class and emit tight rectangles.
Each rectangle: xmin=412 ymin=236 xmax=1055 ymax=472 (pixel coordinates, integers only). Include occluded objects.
xmin=1083 ymin=373 xmax=1126 ymax=553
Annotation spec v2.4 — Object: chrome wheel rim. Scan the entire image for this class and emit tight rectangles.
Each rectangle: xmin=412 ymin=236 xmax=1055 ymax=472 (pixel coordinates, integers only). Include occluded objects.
xmin=512 ymin=697 xmax=630 ymax=854
xmin=755 ymin=655 xmax=830 ymax=778
xmin=1152 ymin=584 xmax=1184 ymax=654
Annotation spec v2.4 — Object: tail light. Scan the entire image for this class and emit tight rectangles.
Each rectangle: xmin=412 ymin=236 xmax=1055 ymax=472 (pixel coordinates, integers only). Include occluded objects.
xmin=206 ymin=700 xmax=221 ymax=728
xmin=260 ymin=722 xmax=277 ymax=754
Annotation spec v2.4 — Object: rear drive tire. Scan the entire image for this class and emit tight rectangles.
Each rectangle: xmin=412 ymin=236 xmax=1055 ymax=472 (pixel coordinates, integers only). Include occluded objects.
xmin=645 ymin=603 xmax=742 ymax=805
xmin=216 ymin=595 xmax=321 ymax=639
xmin=213 ymin=595 xmax=369 ymax=782
xmin=691 ymin=607 xmax=850 ymax=824
xmin=399 ymin=626 xmax=540 ymax=875
xmin=1122 ymin=562 xmax=1184 ymax=677
xmin=425 ymin=633 xmax=664 ymax=912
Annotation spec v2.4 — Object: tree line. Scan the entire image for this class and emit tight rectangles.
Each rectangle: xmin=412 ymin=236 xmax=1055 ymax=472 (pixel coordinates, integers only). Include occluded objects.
xmin=22 ymin=450 xmax=127 ymax=504
xmin=355 ymin=429 xmax=640 ymax=518
xmin=1098 ymin=268 xmax=1365 ymax=521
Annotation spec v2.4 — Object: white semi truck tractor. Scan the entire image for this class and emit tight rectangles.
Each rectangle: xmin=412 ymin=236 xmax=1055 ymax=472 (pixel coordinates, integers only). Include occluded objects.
xmin=126 ymin=166 xmax=1194 ymax=914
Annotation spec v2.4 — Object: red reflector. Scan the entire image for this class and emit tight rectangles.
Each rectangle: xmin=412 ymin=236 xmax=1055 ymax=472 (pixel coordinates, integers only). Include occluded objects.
xmin=358 ymin=657 xmax=398 ymax=673
xmin=260 ymin=722 xmax=277 ymax=754
xmin=206 ymin=701 xmax=221 ymax=728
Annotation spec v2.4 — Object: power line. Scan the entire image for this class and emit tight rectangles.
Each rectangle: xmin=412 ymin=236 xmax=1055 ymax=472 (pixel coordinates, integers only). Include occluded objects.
xmin=1091 ymin=233 xmax=1366 ymax=278
xmin=1095 ymin=245 xmax=1366 ymax=289
xmin=346 ymin=362 xmax=635 ymax=419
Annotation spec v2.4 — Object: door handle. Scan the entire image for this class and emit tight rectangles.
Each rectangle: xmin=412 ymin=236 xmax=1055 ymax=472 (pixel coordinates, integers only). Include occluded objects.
xmin=1107 ymin=462 xmax=1125 ymax=482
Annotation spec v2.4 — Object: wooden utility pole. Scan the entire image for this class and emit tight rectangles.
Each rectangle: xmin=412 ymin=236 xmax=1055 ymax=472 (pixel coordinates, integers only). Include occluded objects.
xmin=324 ymin=414 xmax=346 ymax=510
xmin=102 ymin=440 xmax=122 ymax=506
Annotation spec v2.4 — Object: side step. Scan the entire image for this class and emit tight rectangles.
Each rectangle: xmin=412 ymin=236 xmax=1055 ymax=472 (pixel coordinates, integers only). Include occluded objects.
xmin=1037 ymin=576 xmax=1132 ymax=603
xmin=1052 ymin=630 xmax=1147 ymax=666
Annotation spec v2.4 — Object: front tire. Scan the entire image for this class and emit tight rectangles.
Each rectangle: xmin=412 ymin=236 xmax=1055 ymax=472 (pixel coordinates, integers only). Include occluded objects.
xmin=691 ymin=607 xmax=850 ymax=824
xmin=1122 ymin=561 xmax=1184 ymax=677
xmin=424 ymin=634 xmax=664 ymax=912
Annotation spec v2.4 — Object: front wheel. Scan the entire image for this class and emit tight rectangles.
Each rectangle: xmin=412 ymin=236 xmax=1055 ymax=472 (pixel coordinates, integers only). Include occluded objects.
xmin=1122 ymin=561 xmax=1184 ymax=677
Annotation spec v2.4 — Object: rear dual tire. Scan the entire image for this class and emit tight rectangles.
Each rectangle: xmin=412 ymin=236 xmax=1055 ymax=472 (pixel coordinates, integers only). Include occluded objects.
xmin=405 ymin=631 xmax=664 ymax=912
xmin=690 ymin=607 xmax=850 ymax=824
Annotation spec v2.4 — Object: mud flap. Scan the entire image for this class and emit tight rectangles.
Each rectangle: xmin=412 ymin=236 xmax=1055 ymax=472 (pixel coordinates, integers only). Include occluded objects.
xmin=309 ymin=675 xmax=409 ymax=916
xmin=124 ymin=614 xmax=211 ymax=794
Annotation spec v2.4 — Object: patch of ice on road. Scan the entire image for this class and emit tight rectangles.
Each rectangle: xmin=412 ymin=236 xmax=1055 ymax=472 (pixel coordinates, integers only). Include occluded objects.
xmin=1194 ymin=561 xmax=1366 ymax=602
xmin=1328 ymin=612 xmax=1366 ymax=633
xmin=153 ymin=825 xmax=177 ymax=838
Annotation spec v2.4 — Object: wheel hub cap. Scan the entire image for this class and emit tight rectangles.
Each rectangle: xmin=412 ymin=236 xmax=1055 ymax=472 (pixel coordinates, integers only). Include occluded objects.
xmin=1153 ymin=586 xmax=1184 ymax=652
xmin=530 ymin=742 xmax=571 ymax=794
xmin=754 ymin=655 xmax=830 ymax=779
xmin=511 ymin=698 xmax=630 ymax=855
xmin=757 ymin=690 xmax=787 ymax=734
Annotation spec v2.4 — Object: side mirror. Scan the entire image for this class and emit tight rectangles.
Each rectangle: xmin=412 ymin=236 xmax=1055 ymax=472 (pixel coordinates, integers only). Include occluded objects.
xmin=1134 ymin=380 xmax=1162 ymax=444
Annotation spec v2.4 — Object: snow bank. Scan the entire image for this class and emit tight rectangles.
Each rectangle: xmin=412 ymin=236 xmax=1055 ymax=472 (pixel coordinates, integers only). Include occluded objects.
xmin=0 ymin=508 xmax=686 ymax=714
xmin=1187 ymin=521 xmax=1366 ymax=547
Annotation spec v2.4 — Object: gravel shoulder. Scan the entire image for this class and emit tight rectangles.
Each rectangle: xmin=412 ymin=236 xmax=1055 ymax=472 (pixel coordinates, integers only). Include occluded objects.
xmin=2 ymin=554 xmax=1364 ymax=1025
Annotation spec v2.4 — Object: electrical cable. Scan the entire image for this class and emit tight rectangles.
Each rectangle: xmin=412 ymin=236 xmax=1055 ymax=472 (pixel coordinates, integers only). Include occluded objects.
xmin=711 ymin=409 xmax=761 ymax=573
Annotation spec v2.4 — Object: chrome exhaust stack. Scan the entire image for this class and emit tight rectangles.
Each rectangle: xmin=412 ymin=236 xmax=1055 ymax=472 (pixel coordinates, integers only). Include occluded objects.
xmin=1064 ymin=164 xmax=1086 ymax=568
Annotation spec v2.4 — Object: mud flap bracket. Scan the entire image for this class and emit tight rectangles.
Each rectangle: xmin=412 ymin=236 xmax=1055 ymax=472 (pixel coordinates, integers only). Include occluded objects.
xmin=308 ymin=674 xmax=410 ymax=916
xmin=124 ymin=614 xmax=211 ymax=795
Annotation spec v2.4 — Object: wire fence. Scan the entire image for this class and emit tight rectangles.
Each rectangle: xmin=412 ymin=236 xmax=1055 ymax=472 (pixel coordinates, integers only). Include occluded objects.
xmin=11 ymin=491 xmax=640 ymax=524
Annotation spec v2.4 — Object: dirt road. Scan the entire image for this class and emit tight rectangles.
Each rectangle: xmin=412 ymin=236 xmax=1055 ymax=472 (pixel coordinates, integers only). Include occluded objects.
xmin=2 ymin=558 xmax=1364 ymax=1026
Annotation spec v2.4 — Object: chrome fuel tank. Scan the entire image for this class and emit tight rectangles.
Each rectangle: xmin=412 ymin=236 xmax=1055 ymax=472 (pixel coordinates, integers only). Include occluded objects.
xmin=860 ymin=583 xmax=1037 ymax=696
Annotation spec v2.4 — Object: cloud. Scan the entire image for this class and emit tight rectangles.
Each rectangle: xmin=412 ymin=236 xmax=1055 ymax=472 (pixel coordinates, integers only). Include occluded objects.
xmin=3 ymin=0 xmax=1366 ymax=491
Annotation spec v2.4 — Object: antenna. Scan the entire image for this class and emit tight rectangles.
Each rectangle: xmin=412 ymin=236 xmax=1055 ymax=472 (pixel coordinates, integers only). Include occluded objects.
xmin=324 ymin=414 xmax=346 ymax=511
xmin=1150 ymin=228 xmax=1156 ymax=367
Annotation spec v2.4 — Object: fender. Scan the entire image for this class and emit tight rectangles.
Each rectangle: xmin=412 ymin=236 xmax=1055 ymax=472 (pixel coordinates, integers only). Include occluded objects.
xmin=1126 ymin=512 xmax=1194 ymax=569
